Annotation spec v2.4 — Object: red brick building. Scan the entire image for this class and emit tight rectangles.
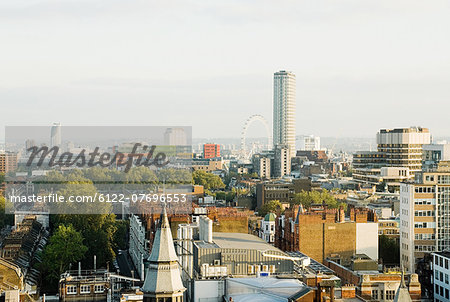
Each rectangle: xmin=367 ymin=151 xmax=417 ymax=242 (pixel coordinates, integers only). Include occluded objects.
xmin=203 ymin=144 xmax=220 ymax=159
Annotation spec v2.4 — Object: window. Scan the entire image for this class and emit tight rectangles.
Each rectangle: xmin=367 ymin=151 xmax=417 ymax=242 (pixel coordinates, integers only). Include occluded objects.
xmin=80 ymin=285 xmax=90 ymax=294
xmin=371 ymin=289 xmax=378 ymax=300
xmin=67 ymin=285 xmax=77 ymax=295
xmin=386 ymin=290 xmax=395 ymax=300
xmin=94 ymin=285 xmax=105 ymax=293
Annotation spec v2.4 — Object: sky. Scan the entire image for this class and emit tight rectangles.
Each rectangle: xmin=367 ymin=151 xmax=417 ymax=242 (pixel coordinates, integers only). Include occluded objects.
xmin=1 ymin=0 xmax=450 ymax=140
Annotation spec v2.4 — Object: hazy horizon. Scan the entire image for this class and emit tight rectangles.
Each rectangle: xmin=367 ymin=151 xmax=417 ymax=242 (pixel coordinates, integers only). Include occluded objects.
xmin=2 ymin=0 xmax=450 ymax=140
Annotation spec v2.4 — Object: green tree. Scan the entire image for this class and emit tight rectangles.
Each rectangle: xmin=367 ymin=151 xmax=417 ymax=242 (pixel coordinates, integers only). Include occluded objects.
xmin=292 ymin=190 xmax=344 ymax=209
xmin=259 ymin=200 xmax=282 ymax=217
xmin=193 ymin=170 xmax=225 ymax=190
xmin=40 ymin=225 xmax=87 ymax=286
xmin=0 ymin=195 xmax=14 ymax=229
xmin=379 ymin=235 xmax=400 ymax=265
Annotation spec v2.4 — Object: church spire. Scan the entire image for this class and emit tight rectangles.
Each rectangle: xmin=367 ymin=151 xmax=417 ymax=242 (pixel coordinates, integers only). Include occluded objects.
xmin=142 ymin=207 xmax=186 ymax=302
xmin=393 ymin=266 xmax=412 ymax=302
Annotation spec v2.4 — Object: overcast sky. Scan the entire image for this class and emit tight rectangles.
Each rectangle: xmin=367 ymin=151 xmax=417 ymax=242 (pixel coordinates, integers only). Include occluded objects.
xmin=1 ymin=0 xmax=450 ymax=140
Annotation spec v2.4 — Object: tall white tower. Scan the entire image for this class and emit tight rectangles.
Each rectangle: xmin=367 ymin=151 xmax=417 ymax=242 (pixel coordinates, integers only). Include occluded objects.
xmin=50 ymin=122 xmax=61 ymax=148
xmin=273 ymin=70 xmax=296 ymax=157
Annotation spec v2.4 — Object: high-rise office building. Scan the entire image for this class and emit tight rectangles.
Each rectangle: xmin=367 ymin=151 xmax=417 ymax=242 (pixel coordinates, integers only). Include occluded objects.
xmin=273 ymin=70 xmax=296 ymax=158
xmin=353 ymin=127 xmax=431 ymax=192
xmin=50 ymin=122 xmax=61 ymax=148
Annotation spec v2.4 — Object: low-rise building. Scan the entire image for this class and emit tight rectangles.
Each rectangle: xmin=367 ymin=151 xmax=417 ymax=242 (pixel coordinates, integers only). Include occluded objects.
xmin=276 ymin=205 xmax=378 ymax=264
xmin=59 ymin=270 xmax=109 ymax=302
xmin=256 ymin=178 xmax=320 ymax=209
xmin=325 ymin=258 xmax=421 ymax=301
xmin=259 ymin=213 xmax=276 ymax=244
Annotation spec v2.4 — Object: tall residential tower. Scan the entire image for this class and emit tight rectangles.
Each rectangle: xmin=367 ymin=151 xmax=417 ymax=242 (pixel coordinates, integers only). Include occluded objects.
xmin=50 ymin=122 xmax=61 ymax=148
xmin=273 ymin=70 xmax=296 ymax=158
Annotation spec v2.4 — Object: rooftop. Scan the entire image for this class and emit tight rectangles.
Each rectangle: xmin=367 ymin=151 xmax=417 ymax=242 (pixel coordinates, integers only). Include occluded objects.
xmin=195 ymin=232 xmax=281 ymax=252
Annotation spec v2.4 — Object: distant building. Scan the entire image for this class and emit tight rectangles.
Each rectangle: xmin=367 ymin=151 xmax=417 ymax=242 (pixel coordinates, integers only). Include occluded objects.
xmin=431 ymin=252 xmax=450 ymax=302
xmin=400 ymin=161 xmax=450 ymax=272
xmin=192 ymin=157 xmax=224 ymax=172
xmin=252 ymin=153 xmax=271 ymax=179
xmin=378 ymin=218 xmax=400 ymax=241
xmin=422 ymin=143 xmax=450 ymax=171
xmin=353 ymin=127 xmax=431 ymax=192
xmin=273 ymin=144 xmax=291 ymax=178
xmin=273 ymin=70 xmax=296 ymax=158
xmin=203 ymin=144 xmax=220 ymax=159
xmin=0 ymin=151 xmax=19 ymax=174
xmin=259 ymin=213 xmax=276 ymax=244
xmin=50 ymin=122 xmax=61 ymax=147
xmin=256 ymin=178 xmax=320 ymax=209
xmin=299 ymin=135 xmax=321 ymax=151
xmin=296 ymin=150 xmax=328 ymax=163
xmin=164 ymin=128 xmax=187 ymax=146
xmin=25 ymin=139 xmax=36 ymax=150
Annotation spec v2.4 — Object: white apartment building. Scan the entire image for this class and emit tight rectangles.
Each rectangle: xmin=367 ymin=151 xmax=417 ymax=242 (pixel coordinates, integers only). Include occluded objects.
xmin=259 ymin=213 xmax=276 ymax=244
xmin=129 ymin=214 xmax=149 ymax=281
xmin=273 ymin=70 xmax=296 ymax=158
xmin=298 ymin=135 xmax=321 ymax=151
xmin=400 ymin=162 xmax=450 ymax=273
xmin=432 ymin=252 xmax=450 ymax=302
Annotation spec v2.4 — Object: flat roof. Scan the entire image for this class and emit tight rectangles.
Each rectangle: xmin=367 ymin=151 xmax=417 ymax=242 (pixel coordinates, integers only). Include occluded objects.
xmin=196 ymin=232 xmax=281 ymax=252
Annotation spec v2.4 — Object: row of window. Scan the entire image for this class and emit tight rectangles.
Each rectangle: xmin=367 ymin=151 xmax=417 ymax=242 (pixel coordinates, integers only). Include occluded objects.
xmin=415 ymin=199 xmax=434 ymax=205
xmin=438 ymin=175 xmax=450 ymax=184
xmin=435 ymin=270 xmax=449 ymax=284
xmin=371 ymin=289 xmax=396 ymax=300
xmin=415 ymin=210 xmax=435 ymax=217
xmin=435 ymin=255 xmax=450 ymax=269
xmin=435 ymin=284 xmax=450 ymax=300
xmin=415 ymin=245 xmax=435 ymax=252
xmin=415 ymin=187 xmax=435 ymax=193
xmin=415 ymin=233 xmax=435 ymax=240
xmin=67 ymin=285 xmax=105 ymax=295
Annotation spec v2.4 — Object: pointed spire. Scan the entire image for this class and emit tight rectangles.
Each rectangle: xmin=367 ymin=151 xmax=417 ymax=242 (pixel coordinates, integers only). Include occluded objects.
xmin=393 ymin=265 xmax=412 ymax=302
xmin=400 ymin=265 xmax=406 ymax=288
xmin=142 ymin=206 xmax=186 ymax=298
xmin=161 ymin=206 xmax=170 ymax=229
